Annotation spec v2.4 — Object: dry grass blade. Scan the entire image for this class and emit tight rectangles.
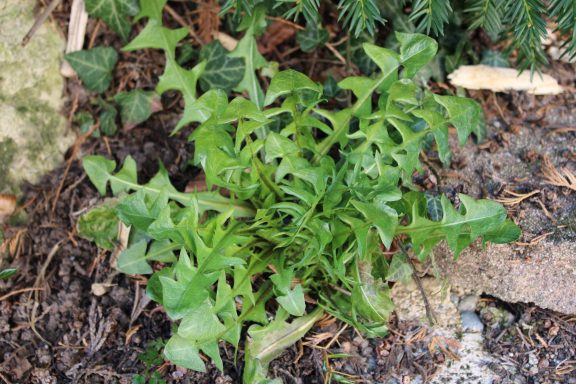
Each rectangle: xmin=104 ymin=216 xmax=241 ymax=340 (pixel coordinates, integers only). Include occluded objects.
xmin=542 ymin=156 xmax=576 ymax=192
xmin=496 ymin=189 xmax=540 ymax=206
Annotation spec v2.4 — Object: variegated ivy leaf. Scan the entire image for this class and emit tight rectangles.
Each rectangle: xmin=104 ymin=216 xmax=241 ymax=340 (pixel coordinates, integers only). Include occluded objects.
xmin=114 ymin=90 xmax=162 ymax=130
xmin=199 ymin=41 xmax=245 ymax=93
xmin=65 ymin=47 xmax=118 ymax=93
xmin=85 ymin=0 xmax=139 ymax=41
xmin=296 ymin=23 xmax=329 ymax=52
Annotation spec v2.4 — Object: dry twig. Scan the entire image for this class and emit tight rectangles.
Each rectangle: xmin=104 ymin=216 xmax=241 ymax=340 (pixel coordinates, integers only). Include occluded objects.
xmin=21 ymin=0 xmax=63 ymax=46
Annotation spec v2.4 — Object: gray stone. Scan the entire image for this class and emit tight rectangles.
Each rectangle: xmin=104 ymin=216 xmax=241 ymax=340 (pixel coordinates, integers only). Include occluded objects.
xmin=0 ymin=0 xmax=74 ymax=194
xmin=436 ymin=93 xmax=576 ymax=315
xmin=391 ymin=278 xmax=499 ymax=384
xmin=437 ymin=239 xmax=576 ymax=315
xmin=430 ymin=333 xmax=496 ymax=384
xmin=461 ymin=311 xmax=484 ymax=333
xmin=458 ymin=295 xmax=480 ymax=312
xmin=390 ymin=278 xmax=458 ymax=330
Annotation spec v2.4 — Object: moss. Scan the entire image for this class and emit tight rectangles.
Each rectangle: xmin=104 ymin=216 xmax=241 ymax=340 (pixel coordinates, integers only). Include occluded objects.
xmin=0 ymin=138 xmax=16 ymax=192
xmin=0 ymin=0 xmax=73 ymax=195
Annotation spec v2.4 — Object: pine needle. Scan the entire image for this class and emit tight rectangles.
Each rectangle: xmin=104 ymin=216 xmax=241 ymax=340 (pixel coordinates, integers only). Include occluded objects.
xmin=496 ymin=189 xmax=540 ymax=206
xmin=542 ymin=156 xmax=576 ymax=192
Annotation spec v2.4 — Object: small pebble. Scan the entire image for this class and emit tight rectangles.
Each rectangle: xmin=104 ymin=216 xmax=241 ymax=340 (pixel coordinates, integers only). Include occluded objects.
xmin=461 ymin=311 xmax=485 ymax=333
xmin=458 ymin=295 xmax=480 ymax=312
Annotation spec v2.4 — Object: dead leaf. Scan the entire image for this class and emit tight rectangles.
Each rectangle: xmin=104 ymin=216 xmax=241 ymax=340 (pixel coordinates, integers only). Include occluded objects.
xmin=259 ymin=21 xmax=297 ymax=54
xmin=125 ymin=324 xmax=142 ymax=344
xmin=0 ymin=194 xmax=16 ymax=223
xmin=192 ymin=0 xmax=221 ymax=43
xmin=449 ymin=65 xmax=563 ymax=95
xmin=91 ymin=283 xmax=115 ymax=296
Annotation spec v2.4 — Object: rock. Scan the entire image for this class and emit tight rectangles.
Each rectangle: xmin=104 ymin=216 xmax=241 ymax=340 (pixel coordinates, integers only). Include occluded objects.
xmin=437 ymin=100 xmax=576 ymax=315
xmin=448 ymin=65 xmax=563 ymax=95
xmin=438 ymin=239 xmax=576 ymax=315
xmin=391 ymin=278 xmax=500 ymax=384
xmin=0 ymin=0 xmax=74 ymax=194
xmin=458 ymin=295 xmax=480 ymax=312
xmin=430 ymin=333 xmax=497 ymax=384
xmin=480 ymin=306 xmax=515 ymax=330
xmin=390 ymin=278 xmax=458 ymax=330
xmin=461 ymin=311 xmax=484 ymax=333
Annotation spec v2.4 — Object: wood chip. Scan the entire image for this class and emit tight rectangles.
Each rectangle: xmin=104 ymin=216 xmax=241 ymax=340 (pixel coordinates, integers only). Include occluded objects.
xmin=448 ymin=65 xmax=563 ymax=95
xmin=214 ymin=32 xmax=238 ymax=51
xmin=61 ymin=0 xmax=89 ymax=77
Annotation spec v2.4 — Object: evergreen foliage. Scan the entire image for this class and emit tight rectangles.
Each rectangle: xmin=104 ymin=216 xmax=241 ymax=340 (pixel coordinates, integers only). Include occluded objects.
xmin=222 ymin=0 xmax=576 ymax=70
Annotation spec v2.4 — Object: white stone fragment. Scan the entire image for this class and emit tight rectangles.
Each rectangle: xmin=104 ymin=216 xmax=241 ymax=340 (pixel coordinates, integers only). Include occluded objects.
xmin=448 ymin=65 xmax=564 ymax=95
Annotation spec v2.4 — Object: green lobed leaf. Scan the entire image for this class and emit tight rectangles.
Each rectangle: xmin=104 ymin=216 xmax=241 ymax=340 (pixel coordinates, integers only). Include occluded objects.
xmin=398 ymin=194 xmax=519 ymax=259
xmin=243 ymin=309 xmax=323 ymax=383
xmin=99 ymin=102 xmax=119 ymax=136
xmin=135 ymin=0 xmax=166 ymax=21
xmin=395 ymin=32 xmax=438 ymax=79
xmin=163 ymin=334 xmax=206 ymax=372
xmin=276 ymin=284 xmax=306 ymax=316
xmin=264 ymin=70 xmax=322 ymax=106
xmin=77 ymin=205 xmax=119 ymax=250
xmin=65 ymin=47 xmax=119 ymax=93
xmin=115 ymin=90 xmax=162 ymax=130
xmin=296 ymin=23 xmax=329 ymax=52
xmin=117 ymin=239 xmax=152 ymax=274
xmin=199 ymin=41 xmax=245 ymax=93
xmin=85 ymin=0 xmax=139 ymax=41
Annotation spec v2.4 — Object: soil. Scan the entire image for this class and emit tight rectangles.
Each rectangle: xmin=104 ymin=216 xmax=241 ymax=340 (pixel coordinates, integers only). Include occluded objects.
xmin=1 ymin=1 xmax=576 ymax=383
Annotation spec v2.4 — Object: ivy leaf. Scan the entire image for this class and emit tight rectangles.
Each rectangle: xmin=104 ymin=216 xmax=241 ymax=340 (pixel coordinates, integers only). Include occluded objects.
xmin=98 ymin=101 xmax=119 ymax=136
xmin=425 ymin=193 xmax=443 ymax=221
xmin=481 ymin=49 xmax=509 ymax=68
xmin=115 ymin=90 xmax=162 ymax=130
xmin=0 ymin=268 xmax=17 ymax=281
xmin=296 ymin=23 xmax=329 ymax=52
xmin=65 ymin=47 xmax=118 ymax=93
xmin=264 ymin=70 xmax=322 ymax=106
xmin=385 ymin=253 xmax=413 ymax=282
xmin=85 ymin=0 xmax=139 ymax=41
xmin=135 ymin=0 xmax=166 ymax=21
xmin=123 ymin=19 xmax=188 ymax=59
xmin=199 ymin=41 xmax=245 ymax=93
xmin=78 ymin=205 xmax=119 ymax=249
